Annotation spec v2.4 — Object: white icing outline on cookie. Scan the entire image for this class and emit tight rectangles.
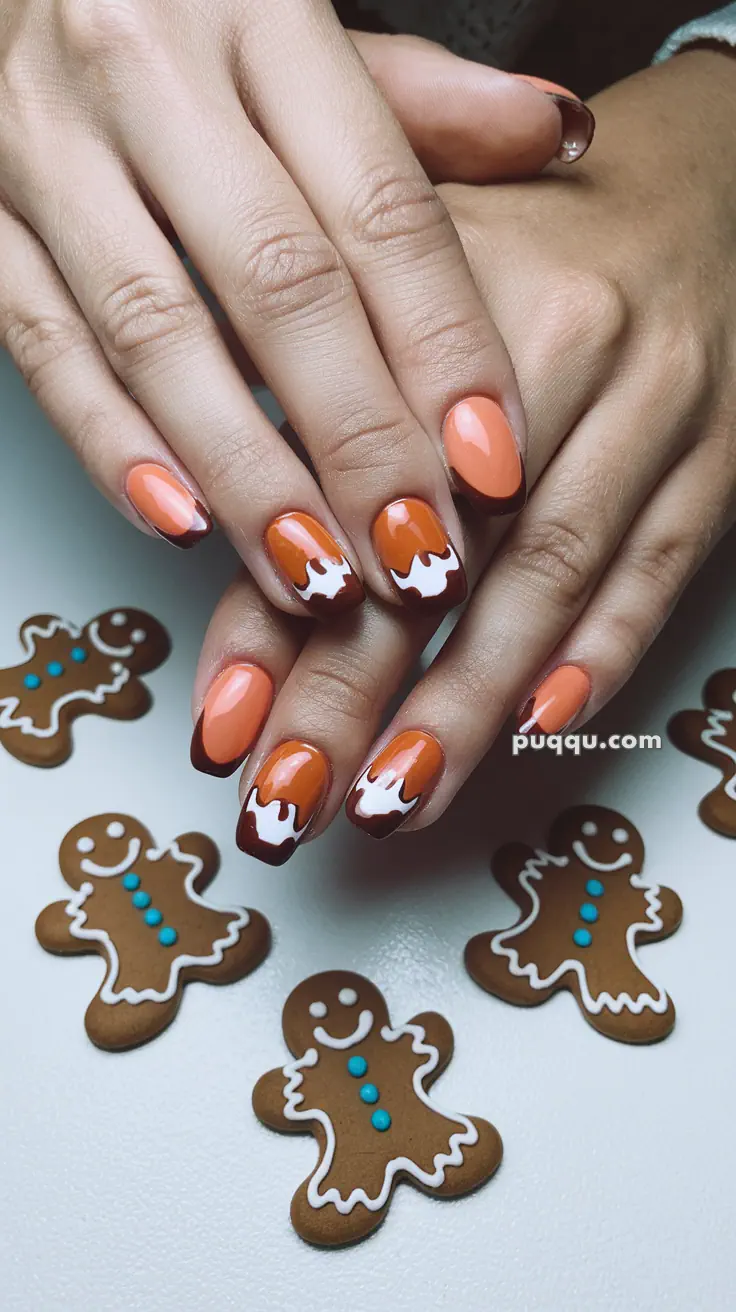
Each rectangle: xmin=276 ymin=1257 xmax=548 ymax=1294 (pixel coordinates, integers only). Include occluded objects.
xmin=701 ymin=708 xmax=736 ymax=801
xmin=0 ymin=619 xmax=131 ymax=738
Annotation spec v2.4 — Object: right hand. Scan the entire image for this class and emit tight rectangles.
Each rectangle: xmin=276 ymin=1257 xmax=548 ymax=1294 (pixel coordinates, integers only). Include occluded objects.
xmin=0 ymin=4 xmax=592 ymax=619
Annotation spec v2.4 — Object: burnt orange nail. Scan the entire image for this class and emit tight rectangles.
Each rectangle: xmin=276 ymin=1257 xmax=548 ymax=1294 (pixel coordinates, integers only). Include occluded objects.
xmin=519 ymin=665 xmax=591 ymax=734
xmin=443 ymin=397 xmax=525 ymax=515
xmin=346 ymin=730 xmax=444 ymax=839
xmin=265 ymin=512 xmax=364 ymax=619
xmin=236 ymin=740 xmax=330 ymax=866
xmin=372 ymin=498 xmax=466 ymax=611
xmin=191 ymin=664 xmax=273 ymax=778
xmin=514 ymin=75 xmax=595 ymax=163
xmin=126 ymin=463 xmax=211 ymax=548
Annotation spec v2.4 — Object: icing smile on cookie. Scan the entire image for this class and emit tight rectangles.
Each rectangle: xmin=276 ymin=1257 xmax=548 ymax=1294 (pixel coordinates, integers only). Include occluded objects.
xmin=313 ymin=1010 xmax=374 ymax=1049
xmin=571 ymin=841 xmax=632 ymax=872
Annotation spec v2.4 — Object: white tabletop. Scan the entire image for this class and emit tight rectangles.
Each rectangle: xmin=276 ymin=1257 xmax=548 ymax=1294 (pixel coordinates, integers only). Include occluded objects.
xmin=1 ymin=349 xmax=735 ymax=1311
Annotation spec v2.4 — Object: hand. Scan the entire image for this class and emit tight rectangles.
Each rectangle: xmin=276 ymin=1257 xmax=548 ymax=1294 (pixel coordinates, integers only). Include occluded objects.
xmin=0 ymin=4 xmax=590 ymax=622
xmin=187 ymin=48 xmax=735 ymax=861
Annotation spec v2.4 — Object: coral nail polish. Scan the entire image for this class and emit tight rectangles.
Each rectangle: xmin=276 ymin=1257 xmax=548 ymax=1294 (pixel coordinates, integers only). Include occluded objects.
xmin=126 ymin=464 xmax=211 ymax=548
xmin=265 ymin=512 xmax=364 ymax=619
xmin=191 ymin=664 xmax=274 ymax=778
xmin=236 ymin=740 xmax=330 ymax=866
xmin=519 ymin=665 xmax=591 ymax=735
xmin=443 ymin=396 xmax=525 ymax=515
xmin=372 ymin=498 xmax=466 ymax=611
xmin=514 ymin=75 xmax=595 ymax=163
xmin=346 ymin=730 xmax=444 ymax=839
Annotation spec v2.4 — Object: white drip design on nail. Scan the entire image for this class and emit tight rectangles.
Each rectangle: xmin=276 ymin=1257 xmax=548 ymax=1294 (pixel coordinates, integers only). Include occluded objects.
xmin=0 ymin=619 xmax=131 ymax=738
xmin=489 ymin=848 xmax=668 ymax=1015
xmin=295 ymin=556 xmax=352 ymax=602
xmin=352 ymin=767 xmax=418 ymax=820
xmin=701 ymin=708 xmax=736 ymax=801
xmin=245 ymin=791 xmax=309 ymax=849
xmin=282 ymin=1018 xmax=478 ymax=1213
xmin=63 ymin=840 xmax=250 ymax=1005
xmin=391 ymin=545 xmax=460 ymax=599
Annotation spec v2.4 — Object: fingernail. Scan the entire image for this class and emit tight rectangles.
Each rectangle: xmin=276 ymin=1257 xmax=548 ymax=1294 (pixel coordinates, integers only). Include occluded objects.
xmin=191 ymin=664 xmax=274 ymax=778
xmin=514 ymin=75 xmax=596 ymax=163
xmin=236 ymin=740 xmax=330 ymax=866
xmin=125 ymin=463 xmax=211 ymax=548
xmin=346 ymin=730 xmax=444 ymax=839
xmin=519 ymin=665 xmax=591 ymax=734
xmin=372 ymin=498 xmax=466 ymax=611
xmin=443 ymin=396 xmax=525 ymax=515
xmin=265 ymin=512 xmax=365 ymax=619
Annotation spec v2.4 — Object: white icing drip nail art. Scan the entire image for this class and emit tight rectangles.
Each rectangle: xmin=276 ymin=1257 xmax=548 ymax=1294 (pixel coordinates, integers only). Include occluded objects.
xmin=390 ymin=545 xmax=460 ymax=598
xmin=245 ymin=793 xmax=309 ymax=848
xmin=295 ymin=557 xmax=352 ymax=602
xmin=351 ymin=768 xmax=418 ymax=820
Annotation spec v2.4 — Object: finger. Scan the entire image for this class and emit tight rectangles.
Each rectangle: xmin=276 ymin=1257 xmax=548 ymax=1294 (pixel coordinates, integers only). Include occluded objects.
xmin=12 ymin=142 xmax=365 ymax=618
xmin=516 ymin=433 xmax=736 ymax=734
xmin=93 ymin=21 xmax=467 ymax=614
xmin=237 ymin=5 xmax=528 ymax=521
xmin=512 ymin=75 xmax=596 ymax=165
xmin=0 ymin=204 xmax=212 ymax=547
xmin=345 ymin=372 xmax=697 ymax=835
xmin=348 ymin=32 xmax=567 ymax=180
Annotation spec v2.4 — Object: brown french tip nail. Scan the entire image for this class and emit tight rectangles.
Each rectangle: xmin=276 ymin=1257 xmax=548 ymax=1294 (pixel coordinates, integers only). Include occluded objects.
xmin=191 ymin=664 xmax=274 ymax=778
xmin=372 ymin=497 xmax=467 ymax=612
xmin=346 ymin=730 xmax=444 ymax=839
xmin=236 ymin=740 xmax=330 ymax=866
xmin=443 ymin=397 xmax=526 ymax=515
xmin=125 ymin=463 xmax=212 ymax=548
xmin=518 ymin=665 xmax=591 ymax=735
xmin=264 ymin=511 xmax=365 ymax=619
xmin=513 ymin=74 xmax=595 ymax=163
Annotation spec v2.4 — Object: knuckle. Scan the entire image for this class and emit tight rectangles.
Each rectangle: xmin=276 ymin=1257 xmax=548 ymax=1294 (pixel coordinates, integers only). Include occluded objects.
xmin=301 ymin=652 xmax=381 ymax=729
xmin=509 ymin=513 xmax=594 ymax=611
xmin=97 ymin=272 xmax=207 ymax=366
xmin=230 ymin=229 xmax=348 ymax=326
xmin=344 ymin=167 xmax=451 ymax=258
xmin=398 ymin=307 xmax=491 ymax=378
xmin=4 ymin=311 xmax=89 ymax=398
xmin=197 ymin=427 xmax=263 ymax=504
xmin=625 ymin=534 xmax=694 ymax=600
xmin=549 ymin=269 xmax=629 ymax=359
xmin=320 ymin=410 xmax=416 ymax=479
xmin=60 ymin=0 xmax=146 ymax=60
xmin=664 ymin=326 xmax=711 ymax=412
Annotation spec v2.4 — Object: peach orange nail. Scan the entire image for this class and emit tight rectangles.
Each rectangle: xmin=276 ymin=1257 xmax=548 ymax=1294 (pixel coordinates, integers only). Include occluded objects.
xmin=236 ymin=740 xmax=330 ymax=866
xmin=514 ymin=75 xmax=596 ymax=163
xmin=372 ymin=498 xmax=466 ymax=611
xmin=126 ymin=463 xmax=211 ymax=548
xmin=265 ymin=512 xmax=364 ymax=619
xmin=191 ymin=664 xmax=274 ymax=778
xmin=443 ymin=397 xmax=525 ymax=515
xmin=519 ymin=665 xmax=591 ymax=735
xmin=346 ymin=730 xmax=444 ymax=839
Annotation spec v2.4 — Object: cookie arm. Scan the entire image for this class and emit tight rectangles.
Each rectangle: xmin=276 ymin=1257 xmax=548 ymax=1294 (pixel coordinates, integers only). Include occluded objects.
xmin=407 ymin=1012 xmax=454 ymax=1073
xmin=35 ymin=900 xmax=87 ymax=955
xmin=252 ymin=1067 xmax=295 ymax=1133
xmin=172 ymin=832 xmax=220 ymax=891
xmin=95 ymin=676 xmax=152 ymax=722
xmin=645 ymin=885 xmax=683 ymax=942
xmin=491 ymin=842 xmax=538 ymax=902
xmin=668 ymin=710 xmax=723 ymax=768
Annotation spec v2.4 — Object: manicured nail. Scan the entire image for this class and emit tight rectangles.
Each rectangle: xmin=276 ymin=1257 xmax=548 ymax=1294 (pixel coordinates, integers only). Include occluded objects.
xmin=126 ymin=463 xmax=211 ymax=548
xmin=443 ymin=396 xmax=525 ymax=515
xmin=515 ymin=75 xmax=596 ymax=163
xmin=191 ymin=664 xmax=274 ymax=778
xmin=372 ymin=498 xmax=466 ymax=611
xmin=519 ymin=665 xmax=591 ymax=734
xmin=265 ymin=512 xmax=364 ymax=619
xmin=236 ymin=740 xmax=330 ymax=866
xmin=346 ymin=730 xmax=444 ymax=839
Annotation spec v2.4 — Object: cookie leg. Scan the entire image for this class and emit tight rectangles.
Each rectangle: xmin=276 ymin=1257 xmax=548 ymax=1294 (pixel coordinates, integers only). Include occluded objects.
xmin=84 ymin=993 xmax=179 ymax=1051
xmin=464 ymin=934 xmax=554 ymax=1007
xmin=431 ymin=1117 xmax=503 ymax=1198
xmin=584 ymin=995 xmax=676 ymax=1045
xmin=699 ymin=786 xmax=736 ymax=839
xmin=97 ymin=678 xmax=152 ymax=722
xmin=290 ymin=1180 xmax=387 ymax=1248
xmin=0 ymin=723 xmax=73 ymax=767
xmin=189 ymin=909 xmax=271 ymax=986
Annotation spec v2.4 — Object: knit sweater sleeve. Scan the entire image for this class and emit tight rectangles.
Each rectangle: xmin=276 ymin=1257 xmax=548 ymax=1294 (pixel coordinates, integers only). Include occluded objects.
xmin=654 ymin=3 xmax=736 ymax=61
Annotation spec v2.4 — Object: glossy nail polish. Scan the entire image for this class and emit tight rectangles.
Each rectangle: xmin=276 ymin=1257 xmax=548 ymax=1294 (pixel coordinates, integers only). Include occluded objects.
xmin=443 ymin=396 xmax=525 ymax=515
xmin=519 ymin=665 xmax=591 ymax=735
xmin=126 ymin=463 xmax=211 ymax=548
xmin=346 ymin=730 xmax=444 ymax=839
xmin=373 ymin=498 xmax=466 ymax=611
xmin=265 ymin=512 xmax=364 ymax=619
xmin=191 ymin=664 xmax=274 ymax=778
xmin=515 ymin=75 xmax=596 ymax=163
xmin=236 ymin=740 xmax=330 ymax=866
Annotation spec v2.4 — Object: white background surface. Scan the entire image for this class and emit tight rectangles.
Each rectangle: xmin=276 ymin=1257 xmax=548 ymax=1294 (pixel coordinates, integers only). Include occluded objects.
xmin=1 ymin=349 xmax=735 ymax=1311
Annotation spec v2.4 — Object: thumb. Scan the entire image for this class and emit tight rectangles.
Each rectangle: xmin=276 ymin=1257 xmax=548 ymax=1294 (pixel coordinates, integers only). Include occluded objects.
xmin=349 ymin=32 xmax=594 ymax=182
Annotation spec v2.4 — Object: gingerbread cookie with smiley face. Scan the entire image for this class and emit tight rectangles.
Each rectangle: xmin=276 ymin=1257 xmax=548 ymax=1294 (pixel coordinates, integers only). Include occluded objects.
xmin=668 ymin=669 xmax=736 ymax=838
xmin=253 ymin=971 xmax=502 ymax=1247
xmin=0 ymin=609 xmax=170 ymax=766
xmin=465 ymin=806 xmax=683 ymax=1044
xmin=35 ymin=814 xmax=270 ymax=1050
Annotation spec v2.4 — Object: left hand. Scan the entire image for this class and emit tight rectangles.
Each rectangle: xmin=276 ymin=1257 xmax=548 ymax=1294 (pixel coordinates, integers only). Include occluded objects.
xmin=193 ymin=49 xmax=736 ymax=860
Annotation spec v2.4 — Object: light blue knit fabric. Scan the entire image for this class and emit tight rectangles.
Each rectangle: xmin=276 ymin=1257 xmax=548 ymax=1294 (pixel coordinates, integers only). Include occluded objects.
xmin=655 ymin=2 xmax=736 ymax=61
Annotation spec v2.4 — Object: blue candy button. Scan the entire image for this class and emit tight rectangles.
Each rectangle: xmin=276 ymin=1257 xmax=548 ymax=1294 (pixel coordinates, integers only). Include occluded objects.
xmin=579 ymin=903 xmax=599 ymax=924
xmin=144 ymin=908 xmax=163 ymax=927
xmin=371 ymin=1109 xmax=391 ymax=1132
xmin=359 ymin=1083 xmax=379 ymax=1105
xmin=70 ymin=647 xmax=88 ymax=663
xmin=585 ymin=878 xmax=604 ymax=897
xmin=122 ymin=873 xmax=140 ymax=891
xmin=159 ymin=927 xmax=178 ymax=947
xmin=23 ymin=673 xmax=41 ymax=690
xmin=573 ymin=928 xmax=592 ymax=949
xmin=47 ymin=661 xmax=64 ymax=677
xmin=132 ymin=890 xmax=151 ymax=910
xmin=347 ymin=1056 xmax=368 ymax=1078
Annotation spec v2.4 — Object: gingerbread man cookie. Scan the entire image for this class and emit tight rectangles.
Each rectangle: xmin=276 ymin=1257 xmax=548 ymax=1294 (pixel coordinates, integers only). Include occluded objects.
xmin=0 ymin=609 xmax=170 ymax=766
xmin=668 ymin=669 xmax=736 ymax=837
xmin=253 ymin=971 xmax=502 ymax=1247
xmin=36 ymin=814 xmax=270 ymax=1050
xmin=465 ymin=806 xmax=682 ymax=1044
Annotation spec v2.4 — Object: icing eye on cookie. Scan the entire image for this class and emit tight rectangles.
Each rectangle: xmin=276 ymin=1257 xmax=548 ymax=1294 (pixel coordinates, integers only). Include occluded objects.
xmin=309 ymin=1001 xmax=328 ymax=1019
xmin=76 ymin=836 xmax=95 ymax=853
xmin=581 ymin=821 xmax=598 ymax=837
xmin=110 ymin=612 xmax=128 ymax=626
xmin=338 ymin=988 xmax=358 ymax=1007
xmin=612 ymin=827 xmax=629 ymax=844
xmin=106 ymin=821 xmax=126 ymax=839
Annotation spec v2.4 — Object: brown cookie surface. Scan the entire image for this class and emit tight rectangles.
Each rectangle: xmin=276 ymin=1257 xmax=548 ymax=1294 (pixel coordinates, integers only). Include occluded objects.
xmin=36 ymin=814 xmax=270 ymax=1049
xmin=0 ymin=609 xmax=170 ymax=766
xmin=465 ymin=806 xmax=683 ymax=1044
xmin=252 ymin=970 xmax=502 ymax=1247
xmin=668 ymin=669 xmax=736 ymax=837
